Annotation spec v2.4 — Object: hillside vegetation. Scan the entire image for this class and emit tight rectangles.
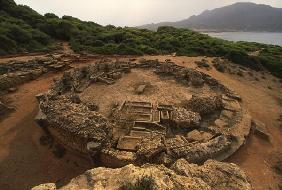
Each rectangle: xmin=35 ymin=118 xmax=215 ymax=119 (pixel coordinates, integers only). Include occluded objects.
xmin=0 ymin=0 xmax=281 ymax=77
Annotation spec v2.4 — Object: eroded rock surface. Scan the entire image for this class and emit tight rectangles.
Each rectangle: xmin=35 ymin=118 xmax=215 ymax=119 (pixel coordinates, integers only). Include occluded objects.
xmin=172 ymin=107 xmax=201 ymax=128
xmin=32 ymin=159 xmax=251 ymax=190
xmin=184 ymin=95 xmax=223 ymax=115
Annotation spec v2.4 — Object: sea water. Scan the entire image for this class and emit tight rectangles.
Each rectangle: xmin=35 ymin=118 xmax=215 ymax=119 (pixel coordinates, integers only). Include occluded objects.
xmin=204 ymin=32 xmax=282 ymax=46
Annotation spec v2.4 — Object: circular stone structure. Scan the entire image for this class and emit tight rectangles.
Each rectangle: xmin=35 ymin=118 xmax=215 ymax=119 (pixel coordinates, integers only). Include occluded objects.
xmin=36 ymin=59 xmax=252 ymax=167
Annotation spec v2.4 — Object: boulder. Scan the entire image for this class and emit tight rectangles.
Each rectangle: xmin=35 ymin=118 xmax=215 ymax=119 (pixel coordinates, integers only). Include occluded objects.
xmin=172 ymin=107 xmax=201 ymax=128
xmin=186 ymin=130 xmax=213 ymax=142
xmin=136 ymin=84 xmax=146 ymax=94
xmin=222 ymin=98 xmax=241 ymax=112
xmin=184 ymin=95 xmax=223 ymax=115
xmin=214 ymin=63 xmax=226 ymax=72
xmin=35 ymin=108 xmax=48 ymax=127
xmin=252 ymin=119 xmax=270 ymax=140
xmin=226 ymin=91 xmax=242 ymax=101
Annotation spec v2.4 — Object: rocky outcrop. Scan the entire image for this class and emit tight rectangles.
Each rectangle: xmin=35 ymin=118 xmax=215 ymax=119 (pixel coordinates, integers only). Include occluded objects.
xmin=32 ymin=159 xmax=251 ymax=190
xmin=171 ymin=159 xmax=251 ymax=190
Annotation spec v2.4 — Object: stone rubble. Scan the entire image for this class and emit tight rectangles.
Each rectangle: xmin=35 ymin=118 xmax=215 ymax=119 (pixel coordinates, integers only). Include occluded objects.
xmin=0 ymin=56 xmax=72 ymax=91
xmin=136 ymin=133 xmax=165 ymax=162
xmin=172 ymin=107 xmax=201 ymax=128
xmin=165 ymin=135 xmax=232 ymax=164
xmin=184 ymin=95 xmax=223 ymax=115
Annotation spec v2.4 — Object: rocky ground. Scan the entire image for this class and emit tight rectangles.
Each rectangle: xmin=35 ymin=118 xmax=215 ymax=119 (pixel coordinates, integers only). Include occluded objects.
xmin=0 ymin=52 xmax=281 ymax=190
xmin=32 ymin=159 xmax=251 ymax=190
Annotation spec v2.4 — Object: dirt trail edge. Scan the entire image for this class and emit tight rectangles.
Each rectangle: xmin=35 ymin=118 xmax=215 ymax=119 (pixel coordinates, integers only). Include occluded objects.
xmin=0 ymin=71 xmax=92 ymax=190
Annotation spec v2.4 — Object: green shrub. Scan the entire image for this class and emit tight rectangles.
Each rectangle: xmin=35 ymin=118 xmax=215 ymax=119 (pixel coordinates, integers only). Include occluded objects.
xmin=1 ymin=0 xmax=281 ymax=78
xmin=119 ymin=175 xmax=156 ymax=190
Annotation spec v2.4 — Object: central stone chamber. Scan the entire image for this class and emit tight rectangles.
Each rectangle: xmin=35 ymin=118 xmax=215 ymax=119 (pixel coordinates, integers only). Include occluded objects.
xmin=36 ymin=58 xmax=252 ymax=168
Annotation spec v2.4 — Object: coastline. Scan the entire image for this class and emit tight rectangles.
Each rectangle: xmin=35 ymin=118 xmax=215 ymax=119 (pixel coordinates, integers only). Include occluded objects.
xmin=202 ymin=31 xmax=282 ymax=46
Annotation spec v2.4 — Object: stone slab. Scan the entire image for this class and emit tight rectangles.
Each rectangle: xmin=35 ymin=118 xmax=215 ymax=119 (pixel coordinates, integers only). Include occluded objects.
xmin=117 ymin=136 xmax=142 ymax=151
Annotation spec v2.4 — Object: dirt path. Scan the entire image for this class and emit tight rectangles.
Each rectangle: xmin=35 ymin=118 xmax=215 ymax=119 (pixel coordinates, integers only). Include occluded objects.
xmin=148 ymin=55 xmax=282 ymax=190
xmin=0 ymin=72 xmax=92 ymax=190
xmin=0 ymin=54 xmax=48 ymax=64
xmin=0 ymin=55 xmax=281 ymax=190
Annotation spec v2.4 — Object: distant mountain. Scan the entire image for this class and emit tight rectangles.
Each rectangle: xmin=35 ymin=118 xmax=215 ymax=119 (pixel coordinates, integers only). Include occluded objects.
xmin=139 ymin=2 xmax=282 ymax=32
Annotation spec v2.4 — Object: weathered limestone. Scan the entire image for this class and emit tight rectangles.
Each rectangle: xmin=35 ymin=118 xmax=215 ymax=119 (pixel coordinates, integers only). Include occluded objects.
xmin=100 ymin=149 xmax=136 ymax=168
xmin=184 ymin=95 xmax=223 ymax=115
xmin=172 ymin=107 xmax=201 ymax=128
xmin=38 ymin=95 xmax=114 ymax=154
xmin=136 ymin=133 xmax=165 ymax=161
xmin=0 ymin=56 xmax=71 ymax=91
xmin=32 ymin=159 xmax=251 ymax=190
xmin=165 ymin=135 xmax=232 ymax=164
xmin=171 ymin=159 xmax=251 ymax=190
xmin=186 ymin=130 xmax=213 ymax=142
xmin=252 ymin=119 xmax=270 ymax=140
xmin=136 ymin=84 xmax=146 ymax=94
xmin=32 ymin=183 xmax=56 ymax=190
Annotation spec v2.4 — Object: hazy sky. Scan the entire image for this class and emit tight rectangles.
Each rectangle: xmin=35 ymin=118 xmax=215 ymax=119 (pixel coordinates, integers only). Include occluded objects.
xmin=14 ymin=0 xmax=282 ymax=26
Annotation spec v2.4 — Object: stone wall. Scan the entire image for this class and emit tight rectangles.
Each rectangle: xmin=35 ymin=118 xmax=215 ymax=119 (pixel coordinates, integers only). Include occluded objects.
xmin=35 ymin=59 xmax=251 ymax=167
xmin=0 ymin=56 xmax=71 ymax=91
